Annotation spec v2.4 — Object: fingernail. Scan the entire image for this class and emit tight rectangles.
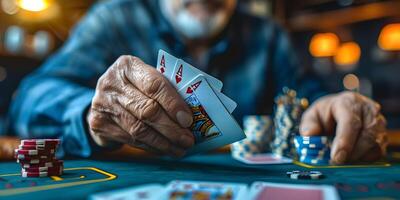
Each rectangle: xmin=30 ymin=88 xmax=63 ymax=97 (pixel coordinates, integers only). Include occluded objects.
xmin=180 ymin=134 xmax=194 ymax=148
xmin=176 ymin=111 xmax=193 ymax=128
xmin=334 ymin=150 xmax=347 ymax=164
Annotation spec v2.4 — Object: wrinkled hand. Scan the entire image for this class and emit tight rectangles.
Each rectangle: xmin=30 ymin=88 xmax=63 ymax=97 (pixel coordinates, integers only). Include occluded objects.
xmin=300 ymin=91 xmax=388 ymax=164
xmin=87 ymin=55 xmax=194 ymax=157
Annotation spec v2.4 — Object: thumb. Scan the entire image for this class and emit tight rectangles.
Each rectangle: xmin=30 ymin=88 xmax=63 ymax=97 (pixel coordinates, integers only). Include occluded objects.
xmin=300 ymin=106 xmax=323 ymax=136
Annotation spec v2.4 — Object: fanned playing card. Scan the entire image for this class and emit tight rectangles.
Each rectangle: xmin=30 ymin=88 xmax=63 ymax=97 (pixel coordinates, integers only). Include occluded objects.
xmin=89 ymin=184 xmax=164 ymax=200
xmin=178 ymin=75 xmax=245 ymax=154
xmin=162 ymin=180 xmax=248 ymax=200
xmin=156 ymin=49 xmax=178 ymax=79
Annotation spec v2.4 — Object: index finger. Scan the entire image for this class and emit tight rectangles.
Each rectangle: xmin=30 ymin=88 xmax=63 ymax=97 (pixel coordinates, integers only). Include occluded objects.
xmin=120 ymin=55 xmax=193 ymax=128
xmin=331 ymin=97 xmax=363 ymax=164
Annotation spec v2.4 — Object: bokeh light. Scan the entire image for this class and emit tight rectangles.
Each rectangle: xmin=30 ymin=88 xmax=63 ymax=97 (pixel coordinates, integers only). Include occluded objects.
xmin=334 ymin=42 xmax=361 ymax=67
xmin=378 ymin=23 xmax=400 ymax=51
xmin=309 ymin=33 xmax=340 ymax=57
xmin=33 ymin=31 xmax=52 ymax=56
xmin=343 ymin=74 xmax=359 ymax=91
xmin=1 ymin=0 xmax=19 ymax=15
xmin=4 ymin=25 xmax=25 ymax=53
xmin=17 ymin=0 xmax=49 ymax=12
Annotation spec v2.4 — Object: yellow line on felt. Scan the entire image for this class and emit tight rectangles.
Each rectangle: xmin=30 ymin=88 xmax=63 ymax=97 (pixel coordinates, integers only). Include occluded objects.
xmin=0 ymin=167 xmax=117 ymax=196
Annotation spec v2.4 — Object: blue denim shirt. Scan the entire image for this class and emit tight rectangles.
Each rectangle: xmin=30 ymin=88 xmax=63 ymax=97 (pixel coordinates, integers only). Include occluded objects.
xmin=10 ymin=0 xmax=326 ymax=157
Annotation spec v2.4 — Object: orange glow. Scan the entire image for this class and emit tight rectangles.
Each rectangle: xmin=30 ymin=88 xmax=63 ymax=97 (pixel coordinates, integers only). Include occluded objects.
xmin=309 ymin=33 xmax=340 ymax=57
xmin=378 ymin=23 xmax=400 ymax=51
xmin=334 ymin=42 xmax=361 ymax=66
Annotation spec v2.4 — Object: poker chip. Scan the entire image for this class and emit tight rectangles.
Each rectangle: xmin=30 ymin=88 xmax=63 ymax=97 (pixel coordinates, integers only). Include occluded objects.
xmin=271 ymin=88 xmax=308 ymax=158
xmin=15 ymin=149 xmax=55 ymax=155
xmin=21 ymin=139 xmax=60 ymax=146
xmin=21 ymin=171 xmax=63 ymax=178
xmin=21 ymin=160 xmax=64 ymax=169
xmin=231 ymin=115 xmax=273 ymax=159
xmin=18 ymin=144 xmax=58 ymax=150
xmin=286 ymin=170 xmax=324 ymax=180
xmin=295 ymin=136 xmax=333 ymax=165
xmin=15 ymin=139 xmax=63 ymax=178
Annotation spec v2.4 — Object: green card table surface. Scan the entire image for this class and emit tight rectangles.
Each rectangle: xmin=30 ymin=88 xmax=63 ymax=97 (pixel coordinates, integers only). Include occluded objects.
xmin=1 ymin=153 xmax=400 ymax=200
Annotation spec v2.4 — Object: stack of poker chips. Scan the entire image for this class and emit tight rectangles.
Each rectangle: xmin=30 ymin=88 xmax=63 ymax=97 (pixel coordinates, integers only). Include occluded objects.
xmin=294 ymin=136 xmax=333 ymax=165
xmin=15 ymin=139 xmax=64 ymax=177
xmin=271 ymin=88 xmax=308 ymax=158
xmin=231 ymin=115 xmax=273 ymax=158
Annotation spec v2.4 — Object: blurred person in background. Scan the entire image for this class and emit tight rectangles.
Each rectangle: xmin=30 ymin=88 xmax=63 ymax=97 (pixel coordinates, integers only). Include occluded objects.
xmin=8 ymin=0 xmax=387 ymax=164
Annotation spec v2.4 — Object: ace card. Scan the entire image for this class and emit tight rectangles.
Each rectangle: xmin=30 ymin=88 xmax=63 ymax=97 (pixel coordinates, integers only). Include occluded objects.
xmin=156 ymin=49 xmax=178 ymax=79
xmin=178 ymin=75 xmax=245 ymax=154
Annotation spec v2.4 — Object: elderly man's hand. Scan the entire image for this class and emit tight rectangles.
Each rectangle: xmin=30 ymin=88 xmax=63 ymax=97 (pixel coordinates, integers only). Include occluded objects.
xmin=86 ymin=55 xmax=194 ymax=157
xmin=300 ymin=91 xmax=388 ymax=164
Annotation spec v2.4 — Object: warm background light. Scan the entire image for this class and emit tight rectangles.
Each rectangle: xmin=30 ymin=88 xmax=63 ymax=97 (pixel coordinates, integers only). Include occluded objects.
xmin=343 ymin=73 xmax=360 ymax=91
xmin=17 ymin=0 xmax=49 ymax=12
xmin=309 ymin=33 xmax=340 ymax=57
xmin=334 ymin=42 xmax=361 ymax=66
xmin=378 ymin=23 xmax=400 ymax=51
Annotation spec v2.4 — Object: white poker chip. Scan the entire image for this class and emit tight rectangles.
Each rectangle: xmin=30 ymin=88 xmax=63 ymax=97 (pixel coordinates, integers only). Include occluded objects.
xmin=286 ymin=170 xmax=324 ymax=180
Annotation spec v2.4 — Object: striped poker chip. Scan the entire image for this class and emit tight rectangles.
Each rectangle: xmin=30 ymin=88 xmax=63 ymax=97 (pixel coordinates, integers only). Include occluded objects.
xmin=15 ymin=153 xmax=55 ymax=160
xmin=297 ymin=148 xmax=330 ymax=156
xmin=18 ymin=144 xmax=58 ymax=150
xmin=17 ymin=157 xmax=56 ymax=164
xmin=22 ymin=165 xmax=63 ymax=173
xmin=15 ymin=148 xmax=55 ymax=155
xmin=21 ymin=160 xmax=63 ymax=168
xmin=21 ymin=171 xmax=63 ymax=178
xmin=21 ymin=139 xmax=60 ymax=146
xmin=286 ymin=170 xmax=324 ymax=180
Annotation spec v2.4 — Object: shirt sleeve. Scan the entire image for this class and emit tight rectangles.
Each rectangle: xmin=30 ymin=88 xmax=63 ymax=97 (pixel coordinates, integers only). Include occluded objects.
xmin=269 ymin=24 xmax=328 ymax=103
xmin=9 ymin=3 xmax=119 ymax=157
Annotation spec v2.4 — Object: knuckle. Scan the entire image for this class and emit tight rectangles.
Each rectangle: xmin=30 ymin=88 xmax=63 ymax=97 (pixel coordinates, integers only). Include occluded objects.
xmin=88 ymin=111 xmax=106 ymax=132
xmin=143 ymin=74 xmax=166 ymax=96
xmin=129 ymin=120 xmax=150 ymax=138
xmin=137 ymin=98 xmax=161 ymax=121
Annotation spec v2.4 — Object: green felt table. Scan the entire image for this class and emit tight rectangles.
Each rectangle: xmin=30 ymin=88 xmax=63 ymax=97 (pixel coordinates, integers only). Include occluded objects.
xmin=1 ymin=153 xmax=400 ymax=200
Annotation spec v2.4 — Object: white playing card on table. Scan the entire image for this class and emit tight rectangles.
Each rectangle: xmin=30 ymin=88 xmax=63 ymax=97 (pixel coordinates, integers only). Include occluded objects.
xmin=156 ymin=49 xmax=178 ymax=80
xmin=233 ymin=153 xmax=292 ymax=165
xmin=161 ymin=180 xmax=248 ymax=200
xmin=89 ymin=184 xmax=164 ymax=200
xmin=178 ymin=75 xmax=245 ymax=154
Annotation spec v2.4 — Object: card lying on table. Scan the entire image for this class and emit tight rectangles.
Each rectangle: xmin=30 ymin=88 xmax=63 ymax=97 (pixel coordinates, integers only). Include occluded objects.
xmin=156 ymin=50 xmax=245 ymax=155
xmin=162 ymin=180 xmax=248 ymax=200
xmin=249 ymin=182 xmax=340 ymax=200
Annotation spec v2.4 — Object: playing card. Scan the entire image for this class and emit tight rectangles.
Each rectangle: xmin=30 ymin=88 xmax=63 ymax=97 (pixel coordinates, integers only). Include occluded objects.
xmin=172 ymin=59 xmax=223 ymax=91
xmin=249 ymin=182 xmax=340 ymax=200
xmin=162 ymin=180 xmax=248 ymax=200
xmin=156 ymin=49 xmax=178 ymax=79
xmin=178 ymin=75 xmax=245 ymax=154
xmin=233 ymin=153 xmax=292 ymax=165
xmin=89 ymin=184 xmax=164 ymax=200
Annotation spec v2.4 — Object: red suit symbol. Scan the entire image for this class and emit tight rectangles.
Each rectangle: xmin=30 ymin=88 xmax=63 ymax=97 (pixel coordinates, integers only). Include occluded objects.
xmin=160 ymin=55 xmax=166 ymax=74
xmin=175 ymin=64 xmax=183 ymax=84
xmin=186 ymin=80 xmax=202 ymax=94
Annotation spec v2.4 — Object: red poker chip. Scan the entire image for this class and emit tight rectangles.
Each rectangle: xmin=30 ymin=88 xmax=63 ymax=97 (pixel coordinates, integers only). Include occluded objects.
xmin=21 ymin=139 xmax=60 ymax=146
xmin=21 ymin=171 xmax=63 ymax=177
xmin=15 ymin=148 xmax=55 ymax=156
xmin=21 ymin=160 xmax=63 ymax=168
xmin=17 ymin=157 xmax=56 ymax=164
xmin=15 ymin=153 xmax=55 ymax=160
xmin=18 ymin=144 xmax=58 ymax=150
xmin=22 ymin=165 xmax=63 ymax=173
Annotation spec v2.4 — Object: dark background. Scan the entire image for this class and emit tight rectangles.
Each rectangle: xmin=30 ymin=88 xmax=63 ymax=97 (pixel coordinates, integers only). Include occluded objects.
xmin=0 ymin=0 xmax=399 ymax=135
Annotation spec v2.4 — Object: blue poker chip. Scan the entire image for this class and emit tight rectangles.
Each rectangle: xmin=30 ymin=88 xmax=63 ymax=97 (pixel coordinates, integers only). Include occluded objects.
xmin=297 ymin=148 xmax=331 ymax=156
xmin=299 ymin=157 xmax=330 ymax=165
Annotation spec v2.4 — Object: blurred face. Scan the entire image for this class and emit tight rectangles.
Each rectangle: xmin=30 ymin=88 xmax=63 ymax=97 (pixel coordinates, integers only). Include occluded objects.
xmin=160 ymin=0 xmax=237 ymax=40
